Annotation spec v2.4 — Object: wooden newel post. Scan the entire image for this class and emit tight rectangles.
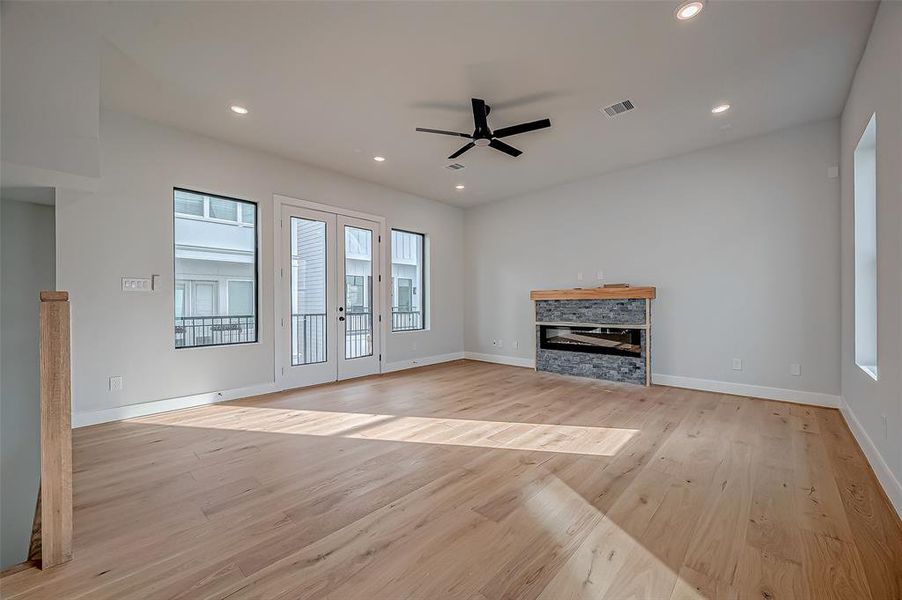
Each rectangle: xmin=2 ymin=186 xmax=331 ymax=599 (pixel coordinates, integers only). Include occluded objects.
xmin=29 ymin=291 xmax=73 ymax=568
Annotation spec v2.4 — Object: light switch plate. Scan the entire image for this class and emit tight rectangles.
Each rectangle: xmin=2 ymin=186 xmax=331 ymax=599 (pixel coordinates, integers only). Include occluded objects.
xmin=122 ymin=277 xmax=152 ymax=292
xmin=732 ymin=358 xmax=742 ymax=371
xmin=790 ymin=363 xmax=801 ymax=376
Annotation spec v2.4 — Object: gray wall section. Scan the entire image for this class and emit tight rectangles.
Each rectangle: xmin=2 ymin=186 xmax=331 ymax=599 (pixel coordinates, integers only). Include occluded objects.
xmin=839 ymin=2 xmax=902 ymax=509
xmin=0 ymin=199 xmax=56 ymax=569
xmin=464 ymin=120 xmax=841 ymax=396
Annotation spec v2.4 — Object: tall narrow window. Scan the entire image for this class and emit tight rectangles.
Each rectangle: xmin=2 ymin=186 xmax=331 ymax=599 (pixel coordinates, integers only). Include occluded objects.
xmin=174 ymin=189 xmax=258 ymax=348
xmin=391 ymin=229 xmax=426 ymax=331
xmin=854 ymin=114 xmax=877 ymax=379
xmin=290 ymin=217 xmax=327 ymax=365
xmin=344 ymin=226 xmax=373 ymax=359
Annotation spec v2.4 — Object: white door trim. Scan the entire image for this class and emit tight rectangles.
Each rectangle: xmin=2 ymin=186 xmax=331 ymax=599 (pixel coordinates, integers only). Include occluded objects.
xmin=273 ymin=194 xmax=387 ymax=390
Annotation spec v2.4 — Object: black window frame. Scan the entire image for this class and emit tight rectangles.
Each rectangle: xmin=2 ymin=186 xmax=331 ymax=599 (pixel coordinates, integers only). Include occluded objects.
xmin=173 ymin=187 xmax=260 ymax=349
xmin=390 ymin=228 xmax=426 ymax=332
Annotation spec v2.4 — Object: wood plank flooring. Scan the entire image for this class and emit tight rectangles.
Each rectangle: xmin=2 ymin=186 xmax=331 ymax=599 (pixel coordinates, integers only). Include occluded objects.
xmin=2 ymin=360 xmax=899 ymax=599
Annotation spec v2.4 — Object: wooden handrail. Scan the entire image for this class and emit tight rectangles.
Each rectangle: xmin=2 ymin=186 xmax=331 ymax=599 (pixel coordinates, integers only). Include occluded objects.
xmin=28 ymin=291 xmax=73 ymax=569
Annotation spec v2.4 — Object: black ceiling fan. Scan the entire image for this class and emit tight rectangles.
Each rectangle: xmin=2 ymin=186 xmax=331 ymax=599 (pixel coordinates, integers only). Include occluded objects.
xmin=416 ymin=98 xmax=551 ymax=160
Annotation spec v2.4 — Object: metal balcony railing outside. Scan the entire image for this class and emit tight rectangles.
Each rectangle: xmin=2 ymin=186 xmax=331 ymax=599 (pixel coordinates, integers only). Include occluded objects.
xmin=391 ymin=310 xmax=421 ymax=331
xmin=292 ymin=313 xmax=327 ymax=365
xmin=175 ymin=315 xmax=256 ymax=348
xmin=345 ymin=310 xmax=373 ymax=359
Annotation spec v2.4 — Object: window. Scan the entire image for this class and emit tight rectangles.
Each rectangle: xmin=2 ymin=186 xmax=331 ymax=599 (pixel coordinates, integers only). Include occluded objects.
xmin=227 ymin=280 xmax=255 ymax=316
xmin=391 ymin=229 xmax=425 ymax=331
xmin=209 ymin=197 xmax=238 ymax=221
xmin=192 ymin=281 xmax=218 ymax=316
xmin=397 ymin=278 xmax=413 ymax=311
xmin=854 ymin=114 xmax=877 ymax=379
xmin=174 ymin=191 xmax=204 ymax=217
xmin=174 ymin=282 xmax=186 ymax=318
xmin=345 ymin=275 xmax=366 ymax=311
xmin=174 ymin=189 xmax=258 ymax=348
xmin=174 ymin=189 xmax=255 ymax=226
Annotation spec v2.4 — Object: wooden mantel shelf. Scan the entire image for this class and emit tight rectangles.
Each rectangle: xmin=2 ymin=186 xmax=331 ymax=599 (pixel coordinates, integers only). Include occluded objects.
xmin=530 ymin=286 xmax=656 ymax=301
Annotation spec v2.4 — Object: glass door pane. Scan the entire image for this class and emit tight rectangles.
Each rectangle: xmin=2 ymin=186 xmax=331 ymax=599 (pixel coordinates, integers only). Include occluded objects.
xmin=291 ymin=217 xmax=328 ymax=365
xmin=343 ymin=226 xmax=373 ymax=359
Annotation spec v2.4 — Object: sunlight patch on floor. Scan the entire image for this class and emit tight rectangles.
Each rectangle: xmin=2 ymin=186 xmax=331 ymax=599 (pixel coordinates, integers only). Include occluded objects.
xmin=135 ymin=405 xmax=639 ymax=457
xmin=532 ymin=475 xmax=700 ymax=600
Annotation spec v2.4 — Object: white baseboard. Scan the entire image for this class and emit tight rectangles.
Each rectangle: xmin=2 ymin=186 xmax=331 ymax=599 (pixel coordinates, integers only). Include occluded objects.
xmin=383 ymin=352 xmax=465 ymax=373
xmin=463 ymin=352 xmax=536 ymax=369
xmin=74 ymin=352 xmax=467 ymax=427
xmin=72 ymin=381 xmax=280 ymax=428
xmin=651 ymin=373 xmax=841 ymax=408
xmin=460 ymin=352 xmax=840 ymax=408
xmin=840 ymin=397 xmax=902 ymax=518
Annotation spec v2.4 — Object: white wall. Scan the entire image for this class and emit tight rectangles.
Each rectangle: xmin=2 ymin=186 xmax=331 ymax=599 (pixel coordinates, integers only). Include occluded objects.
xmin=0 ymin=1 xmax=100 ymax=178
xmin=58 ymin=110 xmax=464 ymax=419
xmin=464 ymin=120 xmax=841 ymax=403
xmin=0 ymin=199 xmax=56 ymax=569
xmin=839 ymin=1 xmax=901 ymax=513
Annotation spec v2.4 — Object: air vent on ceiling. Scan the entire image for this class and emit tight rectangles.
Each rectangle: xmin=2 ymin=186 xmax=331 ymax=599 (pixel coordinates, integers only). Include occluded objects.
xmin=445 ymin=163 xmax=466 ymax=170
xmin=601 ymin=99 xmax=635 ymax=118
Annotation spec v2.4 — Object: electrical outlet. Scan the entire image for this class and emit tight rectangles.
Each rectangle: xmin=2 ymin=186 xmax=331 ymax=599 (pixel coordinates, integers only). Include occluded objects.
xmin=576 ymin=272 xmax=584 ymax=282
xmin=492 ymin=339 xmax=498 ymax=347
xmin=732 ymin=358 xmax=742 ymax=371
xmin=790 ymin=363 xmax=801 ymax=376
xmin=597 ymin=270 xmax=604 ymax=281
xmin=512 ymin=340 xmax=519 ymax=349
xmin=497 ymin=340 xmax=504 ymax=348
xmin=109 ymin=376 xmax=123 ymax=392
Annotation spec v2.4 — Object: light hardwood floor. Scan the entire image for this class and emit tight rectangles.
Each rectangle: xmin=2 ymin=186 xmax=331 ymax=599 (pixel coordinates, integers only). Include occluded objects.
xmin=2 ymin=360 xmax=899 ymax=599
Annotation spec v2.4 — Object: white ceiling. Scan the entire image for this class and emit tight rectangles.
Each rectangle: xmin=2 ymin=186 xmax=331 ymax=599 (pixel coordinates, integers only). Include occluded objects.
xmin=97 ymin=1 xmax=877 ymax=207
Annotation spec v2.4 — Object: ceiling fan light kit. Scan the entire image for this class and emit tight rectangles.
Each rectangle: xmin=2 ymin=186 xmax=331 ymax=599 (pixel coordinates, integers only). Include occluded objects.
xmin=416 ymin=98 xmax=551 ymax=160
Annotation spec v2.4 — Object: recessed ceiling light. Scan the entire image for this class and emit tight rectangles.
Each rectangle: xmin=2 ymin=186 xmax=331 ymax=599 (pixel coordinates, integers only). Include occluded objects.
xmin=230 ymin=105 xmax=248 ymax=115
xmin=455 ymin=184 xmax=465 ymax=190
xmin=373 ymin=156 xmax=386 ymax=162
xmin=675 ymin=0 xmax=704 ymax=20
xmin=711 ymin=103 xmax=731 ymax=114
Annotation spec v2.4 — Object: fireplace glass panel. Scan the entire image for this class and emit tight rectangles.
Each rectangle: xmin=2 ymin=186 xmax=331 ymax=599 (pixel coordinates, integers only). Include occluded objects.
xmin=540 ymin=325 xmax=641 ymax=357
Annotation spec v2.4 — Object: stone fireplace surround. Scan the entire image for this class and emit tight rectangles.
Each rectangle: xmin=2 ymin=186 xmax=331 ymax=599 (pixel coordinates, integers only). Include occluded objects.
xmin=530 ymin=286 xmax=655 ymax=386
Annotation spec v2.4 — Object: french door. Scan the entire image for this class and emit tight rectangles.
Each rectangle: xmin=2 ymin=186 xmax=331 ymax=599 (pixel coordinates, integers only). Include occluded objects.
xmin=280 ymin=205 xmax=382 ymax=388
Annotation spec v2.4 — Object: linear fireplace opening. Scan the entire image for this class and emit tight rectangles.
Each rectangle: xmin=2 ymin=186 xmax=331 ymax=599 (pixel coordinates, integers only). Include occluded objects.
xmin=539 ymin=325 xmax=641 ymax=358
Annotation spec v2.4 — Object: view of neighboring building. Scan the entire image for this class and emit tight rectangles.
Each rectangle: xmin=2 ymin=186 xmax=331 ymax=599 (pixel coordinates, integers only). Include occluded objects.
xmin=288 ymin=221 xmax=425 ymax=365
xmin=174 ymin=195 xmax=425 ymax=359
xmin=174 ymin=190 xmax=257 ymax=348
xmin=390 ymin=229 xmax=424 ymax=331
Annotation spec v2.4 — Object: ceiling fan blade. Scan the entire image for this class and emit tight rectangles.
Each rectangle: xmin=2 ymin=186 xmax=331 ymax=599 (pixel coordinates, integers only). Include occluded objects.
xmin=488 ymin=139 xmax=522 ymax=157
xmin=492 ymin=118 xmax=552 ymax=139
xmin=448 ymin=142 xmax=475 ymax=159
xmin=416 ymin=127 xmax=473 ymax=138
xmin=471 ymin=98 xmax=488 ymax=133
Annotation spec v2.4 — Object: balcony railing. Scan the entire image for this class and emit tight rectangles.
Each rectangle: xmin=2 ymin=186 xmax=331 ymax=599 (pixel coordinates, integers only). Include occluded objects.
xmin=345 ymin=310 xmax=373 ymax=359
xmin=175 ymin=315 xmax=256 ymax=348
xmin=392 ymin=310 xmax=422 ymax=331
xmin=175 ymin=311 xmax=407 ymax=358
xmin=291 ymin=311 xmax=372 ymax=364
xmin=292 ymin=313 xmax=327 ymax=365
